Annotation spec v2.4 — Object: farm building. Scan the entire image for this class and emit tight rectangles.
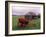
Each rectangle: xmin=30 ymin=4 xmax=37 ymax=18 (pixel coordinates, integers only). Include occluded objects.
xmin=25 ymin=12 xmax=38 ymax=20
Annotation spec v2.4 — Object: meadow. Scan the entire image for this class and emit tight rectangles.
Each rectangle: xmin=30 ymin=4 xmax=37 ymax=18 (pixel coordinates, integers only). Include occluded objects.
xmin=12 ymin=16 xmax=40 ymax=30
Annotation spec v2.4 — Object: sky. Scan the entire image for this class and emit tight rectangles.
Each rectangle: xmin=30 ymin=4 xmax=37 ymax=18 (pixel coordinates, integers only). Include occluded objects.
xmin=12 ymin=3 xmax=41 ymax=15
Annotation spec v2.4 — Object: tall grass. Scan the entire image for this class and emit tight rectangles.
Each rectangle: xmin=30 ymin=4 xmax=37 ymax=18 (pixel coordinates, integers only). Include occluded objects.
xmin=12 ymin=16 xmax=40 ymax=30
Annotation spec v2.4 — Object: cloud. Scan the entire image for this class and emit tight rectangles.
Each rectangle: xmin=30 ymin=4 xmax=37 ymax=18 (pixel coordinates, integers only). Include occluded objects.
xmin=12 ymin=6 xmax=40 ymax=15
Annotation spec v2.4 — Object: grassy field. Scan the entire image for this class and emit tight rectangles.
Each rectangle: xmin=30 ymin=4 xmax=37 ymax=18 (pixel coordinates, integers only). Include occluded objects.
xmin=12 ymin=16 xmax=40 ymax=30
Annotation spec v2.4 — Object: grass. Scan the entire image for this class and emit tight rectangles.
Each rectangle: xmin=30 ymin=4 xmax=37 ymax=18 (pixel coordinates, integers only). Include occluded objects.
xmin=12 ymin=16 xmax=40 ymax=30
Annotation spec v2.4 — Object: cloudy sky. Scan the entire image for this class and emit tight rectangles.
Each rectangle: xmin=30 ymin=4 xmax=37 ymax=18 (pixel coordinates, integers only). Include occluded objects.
xmin=12 ymin=3 xmax=41 ymax=15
